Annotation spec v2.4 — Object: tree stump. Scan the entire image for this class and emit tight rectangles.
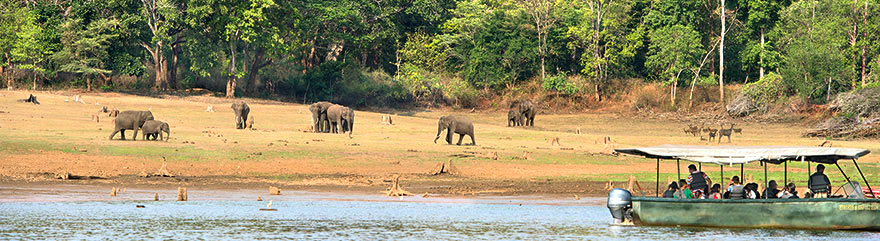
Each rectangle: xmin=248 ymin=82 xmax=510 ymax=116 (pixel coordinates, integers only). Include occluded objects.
xmin=55 ymin=171 xmax=70 ymax=180
xmin=177 ymin=187 xmax=187 ymax=201
xmin=154 ymin=193 xmax=159 ymax=201
xmin=19 ymin=94 xmax=40 ymax=104
xmin=385 ymin=175 xmax=411 ymax=196
xmin=576 ymin=128 xmax=581 ymax=134
xmin=520 ymin=151 xmax=531 ymax=160
xmin=627 ymin=175 xmax=635 ymax=190
xmin=550 ymin=137 xmax=560 ymax=146
xmin=269 ymin=186 xmax=282 ymax=195
xmin=430 ymin=160 xmax=460 ymax=175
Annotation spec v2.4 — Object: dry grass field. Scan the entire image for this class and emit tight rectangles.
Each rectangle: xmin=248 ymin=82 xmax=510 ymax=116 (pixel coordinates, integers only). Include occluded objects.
xmin=1 ymin=90 xmax=877 ymax=196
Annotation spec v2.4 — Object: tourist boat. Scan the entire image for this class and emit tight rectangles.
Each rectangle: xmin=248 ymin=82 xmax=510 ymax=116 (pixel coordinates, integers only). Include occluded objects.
xmin=606 ymin=145 xmax=880 ymax=231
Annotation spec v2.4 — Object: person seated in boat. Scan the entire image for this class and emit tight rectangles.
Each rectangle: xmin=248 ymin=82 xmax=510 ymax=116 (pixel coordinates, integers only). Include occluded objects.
xmin=744 ymin=183 xmax=760 ymax=199
xmin=762 ymin=180 xmax=780 ymax=199
xmin=663 ymin=182 xmax=679 ymax=198
xmin=778 ymin=182 xmax=799 ymax=199
xmin=677 ymin=179 xmax=693 ymax=199
xmin=710 ymin=184 xmax=722 ymax=199
xmin=686 ymin=164 xmax=712 ymax=199
xmin=808 ymin=164 xmax=831 ymax=198
xmin=725 ymin=176 xmax=745 ymax=199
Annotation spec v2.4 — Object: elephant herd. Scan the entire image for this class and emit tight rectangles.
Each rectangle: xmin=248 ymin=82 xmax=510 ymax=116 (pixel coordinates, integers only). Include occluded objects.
xmin=107 ymin=101 xmax=250 ymax=141
xmin=507 ymin=100 xmax=536 ymax=127
xmin=105 ymin=98 xmax=538 ymax=147
xmin=108 ymin=110 xmax=170 ymax=141
xmin=309 ymin=101 xmax=355 ymax=137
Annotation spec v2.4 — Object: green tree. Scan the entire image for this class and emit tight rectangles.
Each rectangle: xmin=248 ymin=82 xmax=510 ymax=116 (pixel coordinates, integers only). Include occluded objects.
xmin=52 ymin=17 xmax=119 ymax=91
xmin=738 ymin=0 xmax=787 ymax=81
xmin=139 ymin=0 xmax=185 ymax=90
xmin=0 ymin=0 xmax=28 ymax=89
xmin=775 ymin=0 xmax=852 ymax=102
xmin=646 ymin=24 xmax=702 ymax=106
xmin=564 ymin=0 xmax=644 ymax=101
xmin=11 ymin=9 xmax=51 ymax=90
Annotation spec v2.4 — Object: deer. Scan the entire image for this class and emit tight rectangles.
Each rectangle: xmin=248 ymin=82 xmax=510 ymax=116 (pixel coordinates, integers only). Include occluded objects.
xmin=718 ymin=124 xmax=734 ymax=143
xmin=708 ymin=130 xmax=717 ymax=142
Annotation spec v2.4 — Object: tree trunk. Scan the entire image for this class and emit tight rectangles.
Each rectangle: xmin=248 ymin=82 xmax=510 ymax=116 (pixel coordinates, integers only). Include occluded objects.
xmin=861 ymin=0 xmax=868 ymax=87
xmin=850 ymin=6 xmax=858 ymax=89
xmin=6 ymin=52 xmax=12 ymax=90
xmin=541 ymin=55 xmax=546 ymax=81
xmin=226 ymin=41 xmax=237 ymax=98
xmin=719 ymin=0 xmax=725 ymax=104
xmin=32 ymin=60 xmax=37 ymax=90
xmin=169 ymin=36 xmax=181 ymax=89
xmin=760 ymin=29 xmax=765 ymax=80
xmin=87 ymin=76 xmax=92 ymax=91
xmin=826 ymin=77 xmax=832 ymax=103
xmin=245 ymin=48 xmax=266 ymax=96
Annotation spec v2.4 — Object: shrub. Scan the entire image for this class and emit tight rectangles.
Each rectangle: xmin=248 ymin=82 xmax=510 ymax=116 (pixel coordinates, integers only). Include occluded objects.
xmin=542 ymin=72 xmax=580 ymax=95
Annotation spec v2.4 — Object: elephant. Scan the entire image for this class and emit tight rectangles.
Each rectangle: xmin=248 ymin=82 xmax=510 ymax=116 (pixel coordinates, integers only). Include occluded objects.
xmin=309 ymin=101 xmax=334 ymax=133
xmin=434 ymin=115 xmax=476 ymax=145
xmin=507 ymin=109 xmax=523 ymax=127
xmin=231 ymin=101 xmax=250 ymax=129
xmin=326 ymin=104 xmax=354 ymax=137
xmin=142 ymin=120 xmax=170 ymax=141
xmin=109 ymin=110 xmax=154 ymax=140
xmin=514 ymin=100 xmax=537 ymax=126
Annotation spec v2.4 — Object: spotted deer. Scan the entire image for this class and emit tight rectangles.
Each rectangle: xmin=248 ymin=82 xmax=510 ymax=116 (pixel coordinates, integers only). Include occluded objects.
xmin=718 ymin=124 xmax=734 ymax=143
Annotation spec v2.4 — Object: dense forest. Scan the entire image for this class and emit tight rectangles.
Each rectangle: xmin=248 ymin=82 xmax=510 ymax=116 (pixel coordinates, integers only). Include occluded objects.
xmin=1 ymin=0 xmax=879 ymax=109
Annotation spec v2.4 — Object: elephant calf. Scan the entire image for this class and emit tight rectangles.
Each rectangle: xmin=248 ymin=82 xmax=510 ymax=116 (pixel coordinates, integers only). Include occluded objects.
xmin=434 ymin=115 xmax=475 ymax=145
xmin=508 ymin=109 xmax=523 ymax=127
xmin=142 ymin=120 xmax=170 ymax=141
xmin=109 ymin=110 xmax=154 ymax=140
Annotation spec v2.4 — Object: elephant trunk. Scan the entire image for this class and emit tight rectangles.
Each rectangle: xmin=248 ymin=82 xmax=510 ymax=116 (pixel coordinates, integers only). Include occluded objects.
xmin=434 ymin=125 xmax=444 ymax=143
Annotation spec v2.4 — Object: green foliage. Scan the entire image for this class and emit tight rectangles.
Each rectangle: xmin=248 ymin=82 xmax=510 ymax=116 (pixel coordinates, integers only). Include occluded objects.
xmin=743 ymin=72 xmax=785 ymax=104
xmin=0 ymin=0 xmax=878 ymax=107
xmin=436 ymin=0 xmax=537 ymax=90
xmin=52 ymin=17 xmax=118 ymax=77
xmin=542 ymin=72 xmax=579 ymax=95
xmin=646 ymin=24 xmax=701 ymax=85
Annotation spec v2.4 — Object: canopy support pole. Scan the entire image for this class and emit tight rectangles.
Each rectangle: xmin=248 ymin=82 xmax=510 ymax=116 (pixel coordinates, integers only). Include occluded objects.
xmin=740 ymin=164 xmax=744 ymax=183
xmin=763 ymin=161 xmax=768 ymax=199
xmin=676 ymin=159 xmax=681 ymax=181
xmin=656 ymin=158 xmax=660 ymax=197
xmin=698 ymin=163 xmax=701 ymax=171
xmin=852 ymin=158 xmax=875 ymax=198
xmin=720 ymin=164 xmax=724 ymax=190
xmin=784 ymin=161 xmax=788 ymax=185
xmin=834 ymin=162 xmax=855 ymax=194
xmin=808 ymin=161 xmax=811 ymax=182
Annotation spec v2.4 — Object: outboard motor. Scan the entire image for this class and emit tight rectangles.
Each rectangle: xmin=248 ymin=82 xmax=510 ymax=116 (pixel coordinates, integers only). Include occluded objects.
xmin=607 ymin=188 xmax=632 ymax=224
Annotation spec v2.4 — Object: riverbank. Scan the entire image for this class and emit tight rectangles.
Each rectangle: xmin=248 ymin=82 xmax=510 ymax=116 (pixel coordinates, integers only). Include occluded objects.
xmin=1 ymin=90 xmax=878 ymax=198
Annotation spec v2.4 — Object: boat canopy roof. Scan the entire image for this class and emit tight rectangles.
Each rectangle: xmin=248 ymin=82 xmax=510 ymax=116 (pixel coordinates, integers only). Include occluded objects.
xmin=614 ymin=145 xmax=870 ymax=165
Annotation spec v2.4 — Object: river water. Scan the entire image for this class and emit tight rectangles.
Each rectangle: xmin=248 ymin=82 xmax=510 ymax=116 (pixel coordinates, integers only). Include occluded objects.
xmin=0 ymin=186 xmax=877 ymax=240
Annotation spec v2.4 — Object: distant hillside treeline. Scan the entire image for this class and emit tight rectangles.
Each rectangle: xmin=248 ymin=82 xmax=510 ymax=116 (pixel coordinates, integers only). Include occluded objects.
xmin=1 ymin=0 xmax=879 ymax=107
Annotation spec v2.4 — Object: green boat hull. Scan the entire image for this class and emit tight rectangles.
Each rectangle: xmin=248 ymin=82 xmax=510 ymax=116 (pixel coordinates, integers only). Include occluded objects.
xmin=632 ymin=197 xmax=880 ymax=230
